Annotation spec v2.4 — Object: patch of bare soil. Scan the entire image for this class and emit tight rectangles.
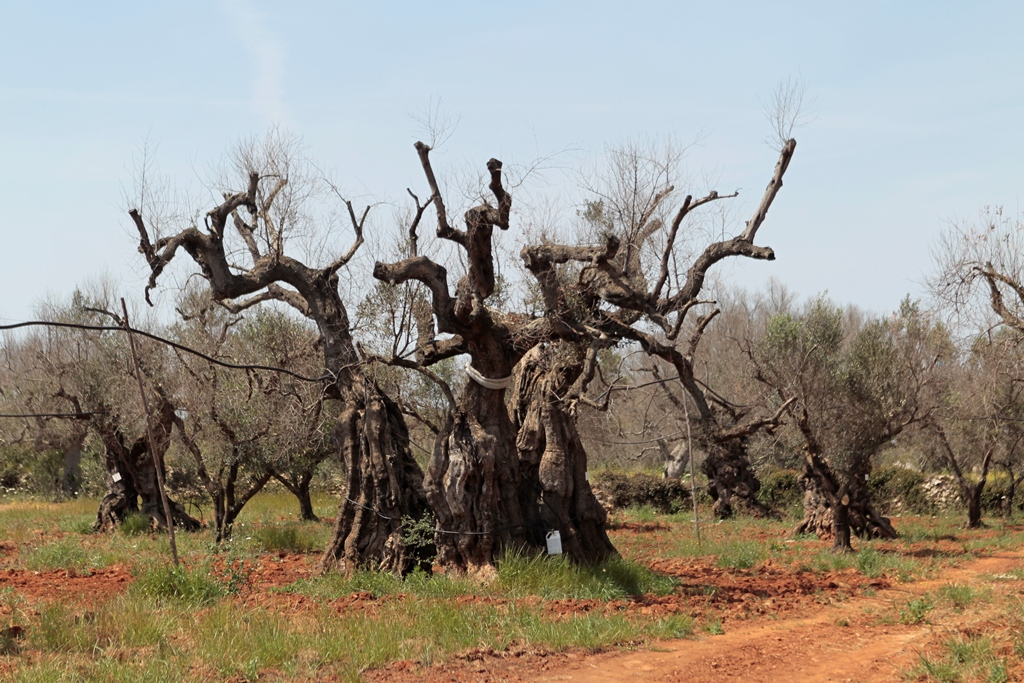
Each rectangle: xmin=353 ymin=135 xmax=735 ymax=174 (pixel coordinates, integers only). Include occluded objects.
xmin=0 ymin=565 xmax=134 ymax=606
xmin=364 ymin=553 xmax=1024 ymax=683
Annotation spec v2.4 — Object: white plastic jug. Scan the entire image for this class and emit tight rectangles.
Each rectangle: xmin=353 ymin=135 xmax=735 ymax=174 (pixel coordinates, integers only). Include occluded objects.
xmin=545 ymin=530 xmax=563 ymax=555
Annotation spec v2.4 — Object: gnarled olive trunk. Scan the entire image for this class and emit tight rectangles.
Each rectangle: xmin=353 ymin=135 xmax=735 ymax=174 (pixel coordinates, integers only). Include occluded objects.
xmin=273 ymin=469 xmax=320 ymax=522
xmin=702 ymin=438 xmax=776 ymax=519
xmin=794 ymin=456 xmax=896 ymax=548
xmin=321 ymin=379 xmax=434 ymax=575
xmin=132 ymin=169 xmax=431 ymax=574
xmin=512 ymin=344 xmax=615 ymax=565
xmin=94 ymin=403 xmax=200 ymax=532
xmin=424 ymin=338 xmax=526 ymax=576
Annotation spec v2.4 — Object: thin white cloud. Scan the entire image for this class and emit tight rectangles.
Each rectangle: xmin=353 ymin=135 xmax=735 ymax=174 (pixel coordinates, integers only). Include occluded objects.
xmin=221 ymin=0 xmax=289 ymax=123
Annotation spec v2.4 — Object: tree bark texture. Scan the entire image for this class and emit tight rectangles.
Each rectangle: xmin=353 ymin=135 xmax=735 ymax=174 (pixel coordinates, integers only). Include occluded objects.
xmin=93 ymin=402 xmax=200 ymax=532
xmin=702 ymin=439 xmax=775 ymax=519
xmin=793 ymin=455 xmax=897 ymax=547
xmin=321 ymin=380 xmax=434 ymax=575
xmin=422 ymin=337 xmax=526 ymax=575
xmin=132 ymin=170 xmax=431 ymax=573
xmin=375 ymin=146 xmax=554 ymax=574
xmin=511 ymin=343 xmax=616 ymax=565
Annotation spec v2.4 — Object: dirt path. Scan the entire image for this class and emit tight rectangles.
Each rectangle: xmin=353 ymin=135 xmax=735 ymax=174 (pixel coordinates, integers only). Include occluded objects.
xmin=534 ymin=553 xmax=1020 ymax=683
xmin=371 ymin=553 xmax=1021 ymax=683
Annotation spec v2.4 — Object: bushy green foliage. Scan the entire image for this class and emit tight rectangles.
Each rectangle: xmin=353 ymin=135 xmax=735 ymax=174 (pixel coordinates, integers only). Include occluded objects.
xmin=869 ymin=465 xmax=935 ymax=515
xmin=0 ymin=445 xmax=107 ymax=500
xmin=757 ymin=468 xmax=801 ymax=509
xmin=593 ymin=470 xmax=690 ymax=513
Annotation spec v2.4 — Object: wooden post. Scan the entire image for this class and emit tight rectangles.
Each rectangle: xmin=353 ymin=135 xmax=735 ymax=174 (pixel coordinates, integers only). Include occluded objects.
xmin=120 ymin=298 xmax=179 ymax=566
xmin=683 ymin=393 xmax=701 ymax=545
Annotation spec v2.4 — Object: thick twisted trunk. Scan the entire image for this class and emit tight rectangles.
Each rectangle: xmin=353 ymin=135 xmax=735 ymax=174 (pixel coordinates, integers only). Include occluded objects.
xmin=95 ymin=450 xmax=139 ymax=532
xmin=424 ymin=338 xmax=526 ymax=576
xmin=702 ymin=438 xmax=776 ymax=519
xmin=321 ymin=379 xmax=434 ymax=574
xmin=94 ymin=404 xmax=200 ymax=532
xmin=512 ymin=344 xmax=615 ymax=565
xmin=794 ymin=456 xmax=896 ymax=546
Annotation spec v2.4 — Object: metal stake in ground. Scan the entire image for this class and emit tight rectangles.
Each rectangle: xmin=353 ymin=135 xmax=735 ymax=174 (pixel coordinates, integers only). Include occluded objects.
xmin=120 ymin=298 xmax=179 ymax=566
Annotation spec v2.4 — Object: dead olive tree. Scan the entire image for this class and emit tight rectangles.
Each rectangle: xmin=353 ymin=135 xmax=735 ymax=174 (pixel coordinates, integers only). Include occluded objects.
xmin=523 ymin=138 xmax=799 ymax=519
xmin=131 ymin=134 xmax=430 ymax=573
xmin=930 ymin=207 xmax=1024 ymax=521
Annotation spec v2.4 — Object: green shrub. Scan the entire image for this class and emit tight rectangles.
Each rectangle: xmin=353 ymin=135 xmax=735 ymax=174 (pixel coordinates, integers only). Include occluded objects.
xmin=899 ymin=595 xmax=933 ymax=624
xmin=757 ymin=468 xmax=801 ymax=509
xmin=870 ymin=466 xmax=934 ymax=515
xmin=592 ymin=471 xmax=690 ymax=513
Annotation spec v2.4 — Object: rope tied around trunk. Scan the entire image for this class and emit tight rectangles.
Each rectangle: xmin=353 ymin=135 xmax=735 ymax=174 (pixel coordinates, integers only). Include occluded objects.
xmin=465 ymin=362 xmax=512 ymax=390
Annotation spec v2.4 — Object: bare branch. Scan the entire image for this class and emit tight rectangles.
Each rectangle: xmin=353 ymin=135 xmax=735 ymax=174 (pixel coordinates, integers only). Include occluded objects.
xmin=739 ymin=139 xmax=796 ymax=242
xmin=324 ymin=199 xmax=368 ymax=276
xmin=415 ymin=141 xmax=465 ymax=246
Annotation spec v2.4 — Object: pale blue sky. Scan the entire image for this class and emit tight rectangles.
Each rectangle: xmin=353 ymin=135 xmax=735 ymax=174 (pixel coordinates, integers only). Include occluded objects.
xmin=3 ymin=2 xmax=1023 ymax=321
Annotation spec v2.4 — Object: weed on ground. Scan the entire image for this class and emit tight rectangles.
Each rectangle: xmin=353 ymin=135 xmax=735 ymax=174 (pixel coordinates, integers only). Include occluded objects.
xmin=2 ymin=495 xmax=1024 ymax=681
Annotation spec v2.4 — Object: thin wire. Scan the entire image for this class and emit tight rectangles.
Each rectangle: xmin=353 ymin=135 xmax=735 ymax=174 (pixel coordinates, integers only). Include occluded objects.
xmin=0 ymin=320 xmax=326 ymax=383
xmin=0 ymin=412 xmax=105 ymax=419
xmin=589 ymin=431 xmax=684 ymax=446
xmin=343 ymin=496 xmax=543 ymax=536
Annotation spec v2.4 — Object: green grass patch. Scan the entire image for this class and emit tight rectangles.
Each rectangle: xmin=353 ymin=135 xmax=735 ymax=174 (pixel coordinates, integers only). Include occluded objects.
xmin=129 ymin=563 xmax=225 ymax=605
xmin=805 ymin=545 xmax=925 ymax=581
xmin=908 ymin=634 xmax=1008 ymax=683
xmin=117 ymin=512 xmax=152 ymax=536
xmin=251 ymin=521 xmax=327 ymax=553
xmin=497 ymin=552 xmax=675 ymax=600
xmin=21 ymin=539 xmax=111 ymax=573
xmin=284 ymin=552 xmax=675 ymax=603
xmin=937 ymin=582 xmax=989 ymax=611
xmin=714 ymin=541 xmax=766 ymax=570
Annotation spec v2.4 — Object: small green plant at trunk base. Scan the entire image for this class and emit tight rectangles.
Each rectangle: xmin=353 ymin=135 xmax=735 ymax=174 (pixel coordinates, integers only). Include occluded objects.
xmin=704 ymin=618 xmax=725 ymax=635
xmin=899 ymin=595 xmax=934 ymax=624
